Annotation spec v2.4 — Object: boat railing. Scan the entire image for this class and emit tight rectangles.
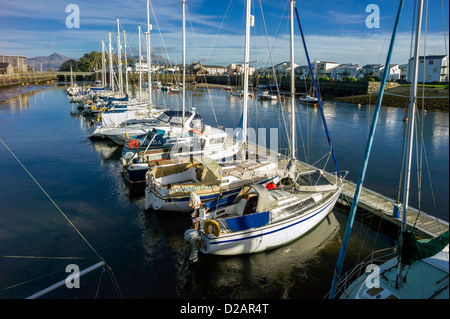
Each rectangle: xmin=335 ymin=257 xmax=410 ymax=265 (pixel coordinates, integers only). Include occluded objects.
xmin=327 ymin=246 xmax=397 ymax=298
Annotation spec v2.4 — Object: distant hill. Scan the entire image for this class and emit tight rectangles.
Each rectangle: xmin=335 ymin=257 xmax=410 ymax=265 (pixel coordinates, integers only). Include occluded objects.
xmin=28 ymin=52 xmax=75 ymax=71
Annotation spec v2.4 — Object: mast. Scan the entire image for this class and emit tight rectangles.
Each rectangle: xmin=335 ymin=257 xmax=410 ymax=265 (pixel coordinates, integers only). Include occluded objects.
xmin=101 ymin=40 xmax=105 ymax=87
xmin=138 ymin=25 xmax=142 ymax=102
xmin=70 ymin=63 xmax=73 ymax=87
xmin=396 ymin=0 xmax=423 ymax=289
xmin=108 ymin=32 xmax=114 ymax=93
xmin=146 ymin=0 xmax=152 ymax=107
xmin=241 ymin=0 xmax=251 ymax=162
xmin=182 ymin=0 xmax=186 ymax=129
xmin=328 ymin=0 xmax=405 ymax=298
xmin=117 ymin=19 xmax=123 ymax=95
xmin=290 ymin=0 xmax=296 ymax=160
xmin=123 ymin=30 xmax=129 ymax=96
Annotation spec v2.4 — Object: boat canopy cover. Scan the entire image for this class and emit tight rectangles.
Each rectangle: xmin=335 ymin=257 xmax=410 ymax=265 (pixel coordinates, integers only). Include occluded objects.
xmin=233 ymin=184 xmax=276 ymax=213
xmin=400 ymin=230 xmax=449 ymax=266
xmin=101 ymin=111 xmax=136 ymax=126
xmin=200 ymin=157 xmax=222 ymax=182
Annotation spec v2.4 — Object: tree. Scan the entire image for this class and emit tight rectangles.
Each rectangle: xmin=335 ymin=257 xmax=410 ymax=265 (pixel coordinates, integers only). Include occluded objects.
xmin=59 ymin=59 xmax=78 ymax=71
xmin=58 ymin=51 xmax=105 ymax=72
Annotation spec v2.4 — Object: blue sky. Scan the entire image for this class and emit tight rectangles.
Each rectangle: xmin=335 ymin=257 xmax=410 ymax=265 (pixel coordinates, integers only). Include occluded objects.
xmin=1 ymin=0 xmax=448 ymax=67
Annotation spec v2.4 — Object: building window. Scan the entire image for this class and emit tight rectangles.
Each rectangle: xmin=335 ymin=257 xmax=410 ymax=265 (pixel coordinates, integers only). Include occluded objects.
xmin=433 ymin=68 xmax=438 ymax=72
xmin=429 ymin=60 xmax=434 ymax=65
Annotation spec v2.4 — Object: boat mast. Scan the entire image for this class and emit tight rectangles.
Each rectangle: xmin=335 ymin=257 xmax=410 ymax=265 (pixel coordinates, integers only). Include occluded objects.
xmin=101 ymin=40 xmax=105 ymax=87
xmin=117 ymin=19 xmax=123 ymax=95
xmin=241 ymin=0 xmax=251 ymax=162
xmin=328 ymin=0 xmax=405 ymax=299
xmin=146 ymin=0 xmax=153 ymax=107
xmin=396 ymin=0 xmax=423 ymax=290
xmin=123 ymin=30 xmax=129 ymax=96
xmin=182 ymin=0 xmax=186 ymax=129
xmin=138 ymin=25 xmax=143 ymax=102
xmin=70 ymin=63 xmax=73 ymax=87
xmin=290 ymin=0 xmax=296 ymax=160
xmin=108 ymin=32 xmax=114 ymax=93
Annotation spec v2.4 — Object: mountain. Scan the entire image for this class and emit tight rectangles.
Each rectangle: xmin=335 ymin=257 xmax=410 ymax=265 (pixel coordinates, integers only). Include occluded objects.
xmin=28 ymin=52 xmax=75 ymax=71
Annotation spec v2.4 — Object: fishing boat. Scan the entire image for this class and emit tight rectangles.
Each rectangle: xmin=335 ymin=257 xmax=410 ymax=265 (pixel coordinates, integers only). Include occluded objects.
xmin=329 ymin=0 xmax=449 ymax=300
xmin=184 ymin=0 xmax=345 ymax=261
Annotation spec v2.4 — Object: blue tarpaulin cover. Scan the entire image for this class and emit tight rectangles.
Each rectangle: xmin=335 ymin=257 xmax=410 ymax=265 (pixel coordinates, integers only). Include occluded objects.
xmin=225 ymin=211 xmax=270 ymax=232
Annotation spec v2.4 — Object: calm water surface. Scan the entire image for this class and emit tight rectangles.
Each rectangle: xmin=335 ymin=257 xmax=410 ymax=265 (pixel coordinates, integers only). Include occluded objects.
xmin=0 ymin=85 xmax=448 ymax=299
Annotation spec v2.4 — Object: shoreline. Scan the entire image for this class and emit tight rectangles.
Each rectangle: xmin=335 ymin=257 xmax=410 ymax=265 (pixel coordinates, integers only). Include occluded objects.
xmin=2 ymin=82 xmax=448 ymax=112
xmin=0 ymin=83 xmax=59 ymax=103
xmin=333 ymin=85 xmax=449 ymax=112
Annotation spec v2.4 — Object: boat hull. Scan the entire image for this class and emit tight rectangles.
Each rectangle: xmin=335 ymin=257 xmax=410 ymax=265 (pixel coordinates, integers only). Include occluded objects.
xmin=199 ymin=188 xmax=342 ymax=255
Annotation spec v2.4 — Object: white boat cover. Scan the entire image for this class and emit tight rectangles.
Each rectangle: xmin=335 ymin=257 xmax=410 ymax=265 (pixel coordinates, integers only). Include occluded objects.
xmin=101 ymin=111 xmax=136 ymax=126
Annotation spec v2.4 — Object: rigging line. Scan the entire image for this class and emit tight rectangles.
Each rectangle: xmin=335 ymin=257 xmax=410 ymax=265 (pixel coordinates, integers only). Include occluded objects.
xmin=416 ymin=0 xmax=429 ymax=219
xmin=294 ymin=4 xmax=340 ymax=175
xmin=258 ymin=0 xmax=291 ymax=151
xmin=443 ymin=0 xmax=449 ymax=57
xmin=1 ymin=256 xmax=87 ymax=260
xmin=0 ymin=137 xmax=102 ymax=262
xmin=185 ymin=6 xmax=219 ymax=127
xmin=205 ymin=0 xmax=235 ymax=63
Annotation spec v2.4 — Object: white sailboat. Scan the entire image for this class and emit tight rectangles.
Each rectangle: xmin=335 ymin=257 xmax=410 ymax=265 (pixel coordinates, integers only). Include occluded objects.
xmin=329 ymin=0 xmax=449 ymax=300
xmin=183 ymin=0 xmax=345 ymax=261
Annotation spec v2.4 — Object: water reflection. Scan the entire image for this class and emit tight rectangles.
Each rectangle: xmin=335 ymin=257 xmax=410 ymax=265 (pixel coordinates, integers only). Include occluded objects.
xmin=182 ymin=213 xmax=340 ymax=298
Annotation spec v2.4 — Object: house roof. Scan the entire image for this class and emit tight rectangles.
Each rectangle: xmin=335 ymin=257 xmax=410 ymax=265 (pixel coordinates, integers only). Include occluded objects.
xmin=408 ymin=55 xmax=448 ymax=60
xmin=362 ymin=64 xmax=384 ymax=69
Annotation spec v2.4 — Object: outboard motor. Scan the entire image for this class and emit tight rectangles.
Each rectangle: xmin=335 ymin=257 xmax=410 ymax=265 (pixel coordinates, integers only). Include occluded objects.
xmin=184 ymin=229 xmax=200 ymax=263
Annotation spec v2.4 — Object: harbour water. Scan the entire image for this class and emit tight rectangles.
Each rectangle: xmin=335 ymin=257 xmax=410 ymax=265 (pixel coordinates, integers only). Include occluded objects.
xmin=0 ymin=84 xmax=448 ymax=300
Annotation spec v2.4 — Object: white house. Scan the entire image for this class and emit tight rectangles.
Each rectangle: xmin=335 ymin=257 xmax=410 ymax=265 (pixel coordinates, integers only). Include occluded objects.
xmin=362 ymin=64 xmax=384 ymax=79
xmin=203 ymin=65 xmax=227 ymax=75
xmin=274 ymin=61 xmax=299 ymax=75
xmin=407 ymin=55 xmax=449 ymax=82
xmin=313 ymin=61 xmax=339 ymax=79
xmin=331 ymin=63 xmax=364 ymax=80
xmin=388 ymin=64 xmax=401 ymax=81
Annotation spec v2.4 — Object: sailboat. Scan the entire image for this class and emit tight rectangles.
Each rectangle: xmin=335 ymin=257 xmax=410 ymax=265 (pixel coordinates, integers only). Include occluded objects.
xmin=122 ymin=0 xmax=240 ymax=184
xmin=89 ymin=14 xmax=167 ymax=139
xmin=183 ymin=0 xmax=345 ymax=261
xmin=329 ymin=0 xmax=449 ymax=299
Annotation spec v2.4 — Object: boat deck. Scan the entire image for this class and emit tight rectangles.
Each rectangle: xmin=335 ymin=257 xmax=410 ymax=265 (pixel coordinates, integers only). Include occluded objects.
xmin=244 ymin=142 xmax=449 ymax=239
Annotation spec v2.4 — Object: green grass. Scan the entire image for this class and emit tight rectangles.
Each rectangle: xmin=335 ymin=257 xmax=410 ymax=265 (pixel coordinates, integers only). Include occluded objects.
xmin=400 ymin=83 xmax=449 ymax=89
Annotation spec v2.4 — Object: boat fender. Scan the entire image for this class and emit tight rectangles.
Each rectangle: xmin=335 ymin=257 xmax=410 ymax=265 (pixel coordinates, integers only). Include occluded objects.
xmin=204 ymin=220 xmax=220 ymax=237
xmin=92 ymin=105 xmax=97 ymax=110
xmin=129 ymin=139 xmax=139 ymax=149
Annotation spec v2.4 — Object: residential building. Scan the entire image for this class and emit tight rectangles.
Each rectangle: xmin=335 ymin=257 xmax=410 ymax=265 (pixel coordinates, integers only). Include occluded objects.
xmin=0 ymin=55 xmax=28 ymax=73
xmin=331 ymin=63 xmax=364 ymax=80
xmin=388 ymin=64 xmax=401 ymax=81
xmin=0 ymin=62 xmax=14 ymax=75
xmin=203 ymin=65 xmax=227 ymax=75
xmin=273 ymin=61 xmax=299 ymax=76
xmin=313 ymin=60 xmax=339 ymax=79
xmin=407 ymin=55 xmax=449 ymax=82
xmin=362 ymin=64 xmax=384 ymax=79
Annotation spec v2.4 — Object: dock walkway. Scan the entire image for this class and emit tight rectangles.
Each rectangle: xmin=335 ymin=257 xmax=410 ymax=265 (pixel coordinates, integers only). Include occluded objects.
xmin=245 ymin=143 xmax=449 ymax=239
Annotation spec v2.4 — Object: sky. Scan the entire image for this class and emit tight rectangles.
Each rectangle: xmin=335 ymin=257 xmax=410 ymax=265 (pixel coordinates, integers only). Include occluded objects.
xmin=1 ymin=0 xmax=449 ymax=67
